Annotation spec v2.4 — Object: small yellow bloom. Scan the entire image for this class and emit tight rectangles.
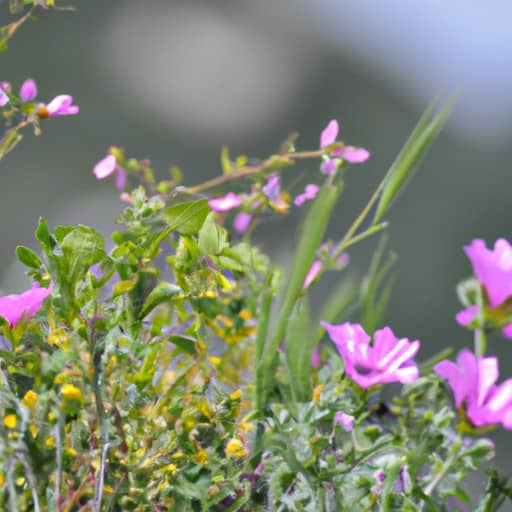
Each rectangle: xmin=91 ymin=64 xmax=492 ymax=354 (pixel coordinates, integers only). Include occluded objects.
xmin=46 ymin=0 xmax=55 ymax=6
xmin=239 ymin=309 xmax=252 ymax=321
xmin=312 ymin=384 xmax=324 ymax=402
xmin=0 ymin=473 xmax=5 ymax=486
xmin=171 ymin=451 xmax=184 ymax=459
xmin=229 ymin=389 xmax=242 ymax=400
xmin=3 ymin=414 xmax=16 ymax=429
xmin=29 ymin=424 xmax=37 ymax=439
xmin=61 ymin=384 xmax=82 ymax=401
xmin=22 ymin=390 xmax=38 ymax=409
xmin=194 ymin=449 xmax=208 ymax=465
xmin=103 ymin=485 xmax=115 ymax=494
xmin=48 ymin=411 xmax=57 ymax=422
xmin=15 ymin=477 xmax=25 ymax=486
xmin=225 ymin=438 xmax=246 ymax=458
xmin=66 ymin=447 xmax=78 ymax=458
xmin=208 ymin=356 xmax=221 ymax=366
xmin=45 ymin=436 xmax=55 ymax=449
xmin=165 ymin=463 xmax=178 ymax=476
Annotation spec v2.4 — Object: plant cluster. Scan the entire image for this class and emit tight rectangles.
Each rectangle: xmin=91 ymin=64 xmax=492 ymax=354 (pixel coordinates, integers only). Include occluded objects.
xmin=1 ymin=3 xmax=512 ymax=511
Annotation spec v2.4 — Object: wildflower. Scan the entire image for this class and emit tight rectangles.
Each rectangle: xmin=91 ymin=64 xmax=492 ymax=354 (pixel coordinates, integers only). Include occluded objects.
xmin=19 ymin=79 xmax=37 ymax=102
xmin=334 ymin=411 xmax=354 ymax=431
xmin=434 ymin=349 xmax=512 ymax=429
xmin=194 ymin=449 xmax=209 ymax=465
xmin=38 ymin=95 xmax=79 ymax=118
xmin=208 ymin=192 xmax=242 ymax=212
xmin=457 ymin=239 xmax=512 ymax=337
xmin=61 ymin=384 xmax=82 ymax=402
xmin=312 ymin=384 xmax=324 ymax=402
xmin=321 ymin=322 xmax=420 ymax=389
xmin=229 ymin=389 xmax=242 ymax=400
xmin=319 ymin=119 xmax=370 ymax=174
xmin=311 ymin=346 xmax=321 ymax=368
xmin=0 ymin=282 xmax=53 ymax=328
xmin=22 ymin=390 xmax=38 ymax=409
xmin=3 ymin=414 xmax=16 ymax=429
xmin=93 ymin=154 xmax=127 ymax=190
xmin=0 ymin=89 xmax=9 ymax=107
xmin=225 ymin=438 xmax=246 ymax=458
xmin=262 ymin=175 xmax=287 ymax=211
xmin=303 ymin=260 xmax=323 ymax=289
xmin=294 ymin=184 xmax=320 ymax=206
xmin=233 ymin=212 xmax=252 ymax=233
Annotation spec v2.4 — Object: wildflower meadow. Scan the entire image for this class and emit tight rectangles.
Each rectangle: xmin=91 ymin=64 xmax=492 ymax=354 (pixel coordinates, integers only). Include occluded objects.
xmin=1 ymin=3 xmax=512 ymax=511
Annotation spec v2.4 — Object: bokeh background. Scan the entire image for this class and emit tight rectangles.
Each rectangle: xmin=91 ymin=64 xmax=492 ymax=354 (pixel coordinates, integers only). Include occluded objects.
xmin=2 ymin=0 xmax=512 ymax=481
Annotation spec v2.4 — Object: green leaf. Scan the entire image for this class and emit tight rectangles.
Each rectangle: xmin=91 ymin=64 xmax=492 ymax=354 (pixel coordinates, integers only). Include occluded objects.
xmin=374 ymin=97 xmax=455 ymax=223
xmin=198 ymin=212 xmax=229 ymax=255
xmin=138 ymin=282 xmax=182 ymax=319
xmin=35 ymin=217 xmax=52 ymax=253
xmin=220 ymin=145 xmax=232 ymax=174
xmin=380 ymin=460 xmax=403 ymax=512
xmin=163 ymin=199 xmax=210 ymax=235
xmin=15 ymin=245 xmax=42 ymax=269
xmin=168 ymin=334 xmax=197 ymax=355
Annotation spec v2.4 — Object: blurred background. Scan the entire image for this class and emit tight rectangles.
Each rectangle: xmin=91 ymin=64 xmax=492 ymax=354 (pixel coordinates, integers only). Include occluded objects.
xmin=2 ymin=0 xmax=512 ymax=478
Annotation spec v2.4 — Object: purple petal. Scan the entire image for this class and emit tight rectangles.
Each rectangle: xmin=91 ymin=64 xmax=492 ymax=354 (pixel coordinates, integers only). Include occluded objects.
xmin=334 ymin=411 xmax=354 ymax=432
xmin=45 ymin=95 xmax=79 ymax=116
xmin=208 ymin=192 xmax=242 ymax=212
xmin=320 ymin=159 xmax=338 ymax=175
xmin=455 ymin=305 xmax=479 ymax=326
xmin=19 ymin=79 xmax=37 ymax=102
xmin=320 ymin=119 xmax=339 ymax=148
xmin=262 ymin=175 xmax=280 ymax=202
xmin=115 ymin=167 xmax=127 ymax=190
xmin=93 ymin=155 xmax=117 ymax=180
xmin=294 ymin=184 xmax=320 ymax=206
xmin=342 ymin=147 xmax=370 ymax=164
xmin=0 ymin=89 xmax=9 ymax=107
xmin=503 ymin=321 xmax=512 ymax=338
xmin=233 ymin=212 xmax=252 ymax=233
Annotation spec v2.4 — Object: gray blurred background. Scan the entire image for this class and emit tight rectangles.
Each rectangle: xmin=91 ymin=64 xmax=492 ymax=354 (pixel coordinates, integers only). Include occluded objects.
xmin=2 ymin=0 xmax=512 ymax=480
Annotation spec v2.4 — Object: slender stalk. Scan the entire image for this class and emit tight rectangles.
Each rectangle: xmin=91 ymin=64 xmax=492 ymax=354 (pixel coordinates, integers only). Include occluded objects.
xmin=54 ymin=415 xmax=65 ymax=511
xmin=19 ymin=452 xmax=41 ymax=512
xmin=424 ymin=436 xmax=462 ymax=496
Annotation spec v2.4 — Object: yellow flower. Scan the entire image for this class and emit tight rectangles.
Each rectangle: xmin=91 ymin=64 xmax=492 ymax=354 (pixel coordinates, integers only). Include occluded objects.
xmin=312 ymin=384 xmax=324 ymax=402
xmin=46 ymin=0 xmax=55 ymax=6
xmin=29 ymin=424 xmax=37 ymax=439
xmin=229 ymin=389 xmax=242 ymax=401
xmin=194 ymin=449 xmax=208 ymax=465
xmin=0 ymin=473 xmax=5 ymax=486
xmin=45 ymin=436 xmax=55 ymax=449
xmin=61 ymin=384 xmax=82 ymax=401
xmin=208 ymin=356 xmax=221 ymax=366
xmin=165 ymin=463 xmax=178 ymax=476
xmin=22 ymin=390 xmax=38 ymax=409
xmin=225 ymin=438 xmax=246 ymax=458
xmin=3 ymin=414 xmax=16 ymax=429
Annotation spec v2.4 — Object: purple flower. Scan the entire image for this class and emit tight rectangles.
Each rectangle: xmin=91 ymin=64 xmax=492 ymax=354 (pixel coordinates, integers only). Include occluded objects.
xmin=465 ymin=238 xmax=512 ymax=308
xmin=321 ymin=322 xmax=420 ymax=389
xmin=0 ymin=283 xmax=54 ymax=328
xmin=19 ymin=79 xmax=37 ymax=102
xmin=0 ymin=89 xmax=9 ymax=107
xmin=311 ymin=346 xmax=321 ymax=368
xmin=294 ymin=184 xmax=320 ymax=206
xmin=320 ymin=159 xmax=338 ymax=175
xmin=39 ymin=95 xmax=79 ymax=118
xmin=262 ymin=175 xmax=280 ymax=202
xmin=233 ymin=212 xmax=252 ymax=233
xmin=303 ymin=260 xmax=323 ymax=289
xmin=334 ymin=411 xmax=354 ymax=431
xmin=434 ymin=349 xmax=512 ymax=429
xmin=93 ymin=154 xmax=127 ymax=190
xmin=208 ymin=192 xmax=242 ymax=212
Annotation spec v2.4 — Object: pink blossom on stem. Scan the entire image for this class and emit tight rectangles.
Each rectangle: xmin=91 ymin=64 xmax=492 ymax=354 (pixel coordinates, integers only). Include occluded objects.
xmin=465 ymin=238 xmax=512 ymax=308
xmin=294 ymin=184 xmax=320 ymax=206
xmin=321 ymin=321 xmax=420 ymax=389
xmin=233 ymin=212 xmax=252 ymax=233
xmin=342 ymin=147 xmax=370 ymax=164
xmin=93 ymin=154 xmax=127 ymax=190
xmin=0 ymin=89 xmax=9 ymax=107
xmin=434 ymin=349 xmax=512 ymax=429
xmin=334 ymin=411 xmax=354 ymax=431
xmin=320 ymin=120 xmax=339 ymax=149
xmin=208 ymin=192 xmax=242 ymax=212
xmin=19 ymin=79 xmax=37 ymax=102
xmin=311 ymin=346 xmax=321 ymax=368
xmin=39 ymin=95 xmax=79 ymax=118
xmin=303 ymin=260 xmax=323 ymax=289
xmin=455 ymin=305 xmax=479 ymax=327
xmin=0 ymin=282 xmax=54 ymax=328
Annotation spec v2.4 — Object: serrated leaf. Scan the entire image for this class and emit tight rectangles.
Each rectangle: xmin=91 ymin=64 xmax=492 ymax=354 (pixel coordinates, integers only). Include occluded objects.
xmin=138 ymin=282 xmax=182 ymax=319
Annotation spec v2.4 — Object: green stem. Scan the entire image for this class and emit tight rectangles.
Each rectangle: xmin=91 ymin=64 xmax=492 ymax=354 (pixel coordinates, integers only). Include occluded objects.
xmin=424 ymin=436 xmax=462 ymax=497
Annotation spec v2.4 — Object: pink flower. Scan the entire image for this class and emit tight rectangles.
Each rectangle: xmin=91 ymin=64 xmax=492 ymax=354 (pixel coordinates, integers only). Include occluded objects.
xmin=0 ymin=89 xmax=9 ymax=107
xmin=208 ymin=192 xmax=242 ymax=212
xmin=233 ymin=212 xmax=252 ymax=233
xmin=320 ymin=120 xmax=340 ymax=150
xmin=39 ymin=95 xmax=79 ymax=118
xmin=455 ymin=305 xmax=479 ymax=327
xmin=0 ymin=283 xmax=54 ymax=328
xmin=93 ymin=154 xmax=127 ymax=190
xmin=434 ymin=349 xmax=512 ymax=429
xmin=311 ymin=346 xmax=321 ymax=368
xmin=19 ymin=79 xmax=37 ymax=102
xmin=334 ymin=411 xmax=354 ymax=431
xmin=321 ymin=321 xmax=420 ymax=389
xmin=303 ymin=260 xmax=323 ymax=289
xmin=320 ymin=159 xmax=338 ymax=175
xmin=262 ymin=175 xmax=288 ymax=211
xmin=294 ymin=184 xmax=320 ymax=206
xmin=342 ymin=147 xmax=370 ymax=164
xmin=465 ymin=238 xmax=512 ymax=308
